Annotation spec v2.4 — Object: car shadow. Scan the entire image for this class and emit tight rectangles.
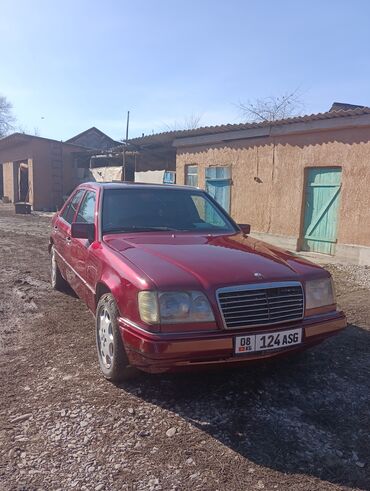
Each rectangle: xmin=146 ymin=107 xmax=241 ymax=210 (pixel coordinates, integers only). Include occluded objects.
xmin=120 ymin=324 xmax=370 ymax=490
xmin=60 ymin=284 xmax=78 ymax=298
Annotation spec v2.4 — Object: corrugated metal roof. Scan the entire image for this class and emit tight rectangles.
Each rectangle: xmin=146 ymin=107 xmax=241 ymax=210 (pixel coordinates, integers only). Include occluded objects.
xmin=129 ymin=107 xmax=370 ymax=145
xmin=329 ymin=102 xmax=367 ymax=112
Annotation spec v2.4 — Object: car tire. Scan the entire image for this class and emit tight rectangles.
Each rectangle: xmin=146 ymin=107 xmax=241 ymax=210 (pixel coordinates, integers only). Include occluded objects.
xmin=96 ymin=293 xmax=138 ymax=382
xmin=50 ymin=245 xmax=69 ymax=291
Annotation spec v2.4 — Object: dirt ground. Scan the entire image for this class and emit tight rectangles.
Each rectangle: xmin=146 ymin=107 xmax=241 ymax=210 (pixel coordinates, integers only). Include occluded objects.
xmin=0 ymin=204 xmax=370 ymax=491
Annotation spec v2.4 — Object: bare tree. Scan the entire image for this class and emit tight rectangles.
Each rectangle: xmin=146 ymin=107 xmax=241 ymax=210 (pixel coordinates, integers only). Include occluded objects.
xmin=0 ymin=95 xmax=15 ymax=138
xmin=238 ymin=89 xmax=305 ymax=123
xmin=163 ymin=113 xmax=203 ymax=132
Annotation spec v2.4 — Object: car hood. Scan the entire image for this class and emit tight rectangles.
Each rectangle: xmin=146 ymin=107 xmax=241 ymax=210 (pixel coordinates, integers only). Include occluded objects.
xmin=103 ymin=232 xmax=326 ymax=290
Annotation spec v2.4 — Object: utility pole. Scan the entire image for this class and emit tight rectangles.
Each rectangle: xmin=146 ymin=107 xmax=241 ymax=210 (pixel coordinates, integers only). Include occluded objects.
xmin=122 ymin=110 xmax=130 ymax=181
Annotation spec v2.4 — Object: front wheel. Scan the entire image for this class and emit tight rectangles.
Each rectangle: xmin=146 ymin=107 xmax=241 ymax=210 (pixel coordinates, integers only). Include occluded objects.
xmin=96 ymin=294 xmax=138 ymax=382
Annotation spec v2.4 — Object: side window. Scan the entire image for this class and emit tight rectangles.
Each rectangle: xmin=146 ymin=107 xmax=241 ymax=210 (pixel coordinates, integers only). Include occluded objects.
xmin=185 ymin=165 xmax=198 ymax=187
xmin=62 ymin=190 xmax=84 ymax=224
xmin=76 ymin=191 xmax=96 ymax=223
xmin=61 ymin=203 xmax=71 ymax=222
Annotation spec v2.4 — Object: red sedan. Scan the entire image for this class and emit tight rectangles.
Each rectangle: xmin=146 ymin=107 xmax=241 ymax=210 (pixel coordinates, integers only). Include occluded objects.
xmin=49 ymin=182 xmax=346 ymax=381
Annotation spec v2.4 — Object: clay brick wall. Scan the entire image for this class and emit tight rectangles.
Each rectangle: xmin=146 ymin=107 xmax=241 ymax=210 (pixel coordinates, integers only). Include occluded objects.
xmin=0 ymin=138 xmax=83 ymax=210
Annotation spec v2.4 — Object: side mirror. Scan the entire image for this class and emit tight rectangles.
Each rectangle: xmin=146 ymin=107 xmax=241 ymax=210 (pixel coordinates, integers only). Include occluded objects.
xmin=238 ymin=223 xmax=251 ymax=235
xmin=71 ymin=223 xmax=95 ymax=243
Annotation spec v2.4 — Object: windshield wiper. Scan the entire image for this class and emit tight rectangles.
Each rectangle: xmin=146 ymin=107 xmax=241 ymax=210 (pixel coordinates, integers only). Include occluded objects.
xmin=103 ymin=226 xmax=178 ymax=234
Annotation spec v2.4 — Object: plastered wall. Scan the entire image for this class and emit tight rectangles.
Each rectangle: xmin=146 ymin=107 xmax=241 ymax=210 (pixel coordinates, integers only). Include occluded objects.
xmin=176 ymin=127 xmax=370 ymax=248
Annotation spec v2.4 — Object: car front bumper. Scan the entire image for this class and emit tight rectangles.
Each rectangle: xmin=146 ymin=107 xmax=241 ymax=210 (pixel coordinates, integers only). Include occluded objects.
xmin=118 ymin=311 xmax=347 ymax=373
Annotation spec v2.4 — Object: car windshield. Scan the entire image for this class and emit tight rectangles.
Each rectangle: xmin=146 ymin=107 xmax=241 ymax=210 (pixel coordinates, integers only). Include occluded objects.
xmin=102 ymin=188 xmax=236 ymax=234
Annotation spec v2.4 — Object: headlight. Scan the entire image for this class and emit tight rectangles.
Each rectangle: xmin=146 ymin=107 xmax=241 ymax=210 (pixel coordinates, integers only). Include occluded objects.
xmin=305 ymin=277 xmax=335 ymax=310
xmin=138 ymin=291 xmax=215 ymax=324
xmin=138 ymin=291 xmax=159 ymax=324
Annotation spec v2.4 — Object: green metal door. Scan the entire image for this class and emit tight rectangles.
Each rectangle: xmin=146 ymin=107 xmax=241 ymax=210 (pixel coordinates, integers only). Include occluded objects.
xmin=302 ymin=167 xmax=342 ymax=255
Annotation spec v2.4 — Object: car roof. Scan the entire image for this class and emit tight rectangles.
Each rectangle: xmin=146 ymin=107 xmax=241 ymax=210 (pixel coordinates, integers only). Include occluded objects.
xmin=78 ymin=181 xmax=200 ymax=192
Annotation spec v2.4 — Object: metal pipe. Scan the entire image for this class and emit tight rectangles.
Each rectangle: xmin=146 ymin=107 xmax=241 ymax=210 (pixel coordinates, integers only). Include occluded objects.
xmin=122 ymin=111 xmax=130 ymax=181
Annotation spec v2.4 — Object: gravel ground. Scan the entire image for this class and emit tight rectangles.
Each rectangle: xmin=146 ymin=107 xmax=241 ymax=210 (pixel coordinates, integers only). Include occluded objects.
xmin=0 ymin=205 xmax=370 ymax=491
xmin=329 ymin=264 xmax=370 ymax=290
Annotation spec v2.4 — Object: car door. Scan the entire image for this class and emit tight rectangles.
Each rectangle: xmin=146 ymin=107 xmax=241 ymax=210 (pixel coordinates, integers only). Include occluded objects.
xmin=69 ymin=190 xmax=98 ymax=308
xmin=53 ymin=189 xmax=85 ymax=278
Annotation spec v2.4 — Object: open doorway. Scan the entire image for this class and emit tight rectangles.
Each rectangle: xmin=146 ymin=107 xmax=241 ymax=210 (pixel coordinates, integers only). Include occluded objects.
xmin=18 ymin=162 xmax=29 ymax=202
xmin=0 ymin=164 xmax=3 ymax=198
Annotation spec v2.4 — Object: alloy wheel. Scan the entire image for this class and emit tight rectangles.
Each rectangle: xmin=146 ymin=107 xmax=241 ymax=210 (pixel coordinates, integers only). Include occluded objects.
xmin=98 ymin=308 xmax=114 ymax=368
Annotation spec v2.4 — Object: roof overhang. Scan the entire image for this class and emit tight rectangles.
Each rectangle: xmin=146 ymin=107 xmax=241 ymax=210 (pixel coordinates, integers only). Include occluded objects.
xmin=0 ymin=133 xmax=33 ymax=150
xmin=173 ymin=113 xmax=370 ymax=148
xmin=0 ymin=132 xmax=89 ymax=151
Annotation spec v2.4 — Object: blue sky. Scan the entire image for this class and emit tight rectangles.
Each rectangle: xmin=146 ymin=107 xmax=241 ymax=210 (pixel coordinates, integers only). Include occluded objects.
xmin=1 ymin=0 xmax=370 ymax=141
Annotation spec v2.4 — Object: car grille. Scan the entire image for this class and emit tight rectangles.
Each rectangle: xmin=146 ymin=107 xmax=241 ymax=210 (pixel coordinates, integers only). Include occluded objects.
xmin=217 ymin=282 xmax=304 ymax=329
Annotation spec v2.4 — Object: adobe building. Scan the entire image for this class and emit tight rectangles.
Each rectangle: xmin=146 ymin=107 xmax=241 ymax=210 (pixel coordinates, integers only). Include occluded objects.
xmin=0 ymin=127 xmax=119 ymax=211
xmin=171 ymin=103 xmax=370 ymax=265
xmin=0 ymin=125 xmax=178 ymax=211
xmin=90 ymin=106 xmax=370 ymax=266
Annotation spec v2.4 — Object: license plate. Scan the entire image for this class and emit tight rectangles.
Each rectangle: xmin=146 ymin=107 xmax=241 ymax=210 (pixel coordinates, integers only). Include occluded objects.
xmin=234 ymin=328 xmax=302 ymax=354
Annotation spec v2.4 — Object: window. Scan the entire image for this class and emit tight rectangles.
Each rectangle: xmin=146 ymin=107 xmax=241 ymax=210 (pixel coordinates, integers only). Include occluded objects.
xmin=76 ymin=191 xmax=96 ymax=223
xmin=205 ymin=167 xmax=231 ymax=180
xmin=61 ymin=204 xmax=70 ymax=222
xmin=185 ymin=165 xmax=198 ymax=187
xmin=61 ymin=190 xmax=84 ymax=224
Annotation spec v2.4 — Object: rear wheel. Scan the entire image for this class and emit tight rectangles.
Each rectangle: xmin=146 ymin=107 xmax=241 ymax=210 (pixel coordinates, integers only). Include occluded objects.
xmin=96 ymin=294 xmax=138 ymax=382
xmin=50 ymin=245 xmax=68 ymax=291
